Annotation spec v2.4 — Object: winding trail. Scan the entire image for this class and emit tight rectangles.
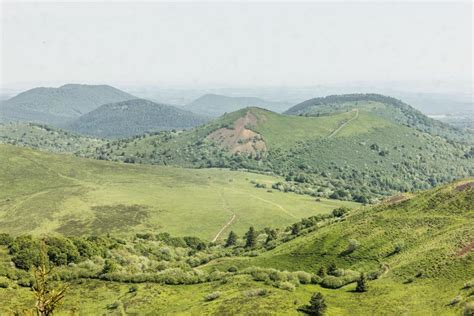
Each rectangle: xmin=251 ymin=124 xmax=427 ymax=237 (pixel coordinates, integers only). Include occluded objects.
xmin=211 ymin=214 xmax=236 ymax=242
xmin=327 ymin=109 xmax=359 ymax=138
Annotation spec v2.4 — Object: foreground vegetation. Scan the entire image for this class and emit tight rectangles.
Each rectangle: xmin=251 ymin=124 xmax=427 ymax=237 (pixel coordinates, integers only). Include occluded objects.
xmin=0 ymin=179 xmax=472 ymax=314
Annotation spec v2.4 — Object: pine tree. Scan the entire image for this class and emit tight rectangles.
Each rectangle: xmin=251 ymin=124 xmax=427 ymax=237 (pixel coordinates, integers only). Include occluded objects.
xmin=356 ymin=272 xmax=368 ymax=292
xmin=225 ymin=231 xmax=237 ymax=247
xmin=245 ymin=226 xmax=257 ymax=248
xmin=300 ymin=292 xmax=327 ymax=315
xmin=327 ymin=262 xmax=337 ymax=275
xmin=317 ymin=266 xmax=326 ymax=277
xmin=291 ymin=223 xmax=300 ymax=235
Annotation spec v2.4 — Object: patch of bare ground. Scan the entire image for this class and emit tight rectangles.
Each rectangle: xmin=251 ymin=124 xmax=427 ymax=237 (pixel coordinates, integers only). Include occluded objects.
xmin=384 ymin=194 xmax=412 ymax=206
xmin=207 ymin=111 xmax=266 ymax=156
xmin=454 ymin=181 xmax=474 ymax=192
xmin=457 ymin=241 xmax=474 ymax=257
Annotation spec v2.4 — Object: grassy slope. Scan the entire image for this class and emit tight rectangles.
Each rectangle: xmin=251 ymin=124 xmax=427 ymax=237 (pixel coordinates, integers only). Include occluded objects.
xmin=0 ymin=122 xmax=104 ymax=154
xmin=284 ymin=94 xmax=472 ymax=143
xmin=0 ymin=144 xmax=357 ymax=240
xmin=201 ymin=180 xmax=474 ymax=314
xmin=1 ymin=180 xmax=471 ymax=315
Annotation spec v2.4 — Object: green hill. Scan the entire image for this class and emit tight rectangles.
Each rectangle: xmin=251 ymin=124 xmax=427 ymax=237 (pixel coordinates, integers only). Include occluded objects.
xmin=88 ymin=105 xmax=473 ymax=201
xmin=0 ymin=179 xmax=471 ymax=315
xmin=185 ymin=93 xmax=291 ymax=117
xmin=284 ymin=93 xmax=471 ymax=143
xmin=0 ymin=122 xmax=104 ymax=155
xmin=0 ymin=84 xmax=135 ymax=125
xmin=66 ymin=99 xmax=210 ymax=138
xmin=0 ymin=144 xmax=357 ymax=239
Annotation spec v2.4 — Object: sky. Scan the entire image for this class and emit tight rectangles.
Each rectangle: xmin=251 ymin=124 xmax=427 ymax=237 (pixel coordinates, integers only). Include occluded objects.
xmin=1 ymin=1 xmax=472 ymax=90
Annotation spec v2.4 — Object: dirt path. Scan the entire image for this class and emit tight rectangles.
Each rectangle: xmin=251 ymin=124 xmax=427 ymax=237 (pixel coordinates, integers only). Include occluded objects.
xmin=247 ymin=194 xmax=297 ymax=219
xmin=211 ymin=214 xmax=237 ymax=242
xmin=8 ymin=189 xmax=54 ymax=213
xmin=327 ymin=109 xmax=359 ymax=138
xmin=210 ymin=190 xmax=237 ymax=242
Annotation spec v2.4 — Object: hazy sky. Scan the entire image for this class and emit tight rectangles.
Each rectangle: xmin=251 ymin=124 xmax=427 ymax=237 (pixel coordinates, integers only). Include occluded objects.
xmin=1 ymin=1 xmax=472 ymax=89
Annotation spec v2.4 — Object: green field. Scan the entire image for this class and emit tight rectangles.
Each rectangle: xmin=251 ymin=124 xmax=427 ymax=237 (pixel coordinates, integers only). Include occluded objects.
xmin=0 ymin=144 xmax=357 ymax=240
xmin=0 ymin=179 xmax=472 ymax=315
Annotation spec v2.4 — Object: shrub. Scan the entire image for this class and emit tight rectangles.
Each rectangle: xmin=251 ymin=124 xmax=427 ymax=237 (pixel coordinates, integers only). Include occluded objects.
xmin=269 ymin=270 xmax=287 ymax=282
xmin=183 ymin=236 xmax=207 ymax=250
xmin=0 ymin=281 xmax=8 ymax=288
xmin=227 ymin=266 xmax=238 ymax=273
xmin=244 ymin=288 xmax=268 ymax=297
xmin=347 ymin=239 xmax=359 ymax=253
xmin=448 ymin=296 xmax=461 ymax=306
xmin=204 ymin=291 xmax=221 ymax=301
xmin=277 ymin=281 xmax=296 ymax=292
xmin=311 ymin=275 xmax=323 ymax=284
xmin=0 ymin=233 xmax=13 ymax=246
xmin=102 ymin=259 xmax=118 ymax=274
xmin=463 ymin=302 xmax=474 ymax=316
xmin=45 ymin=236 xmax=80 ymax=266
xmin=17 ymin=277 xmax=33 ymax=287
xmin=295 ymin=271 xmax=312 ymax=284
xmin=9 ymin=236 xmax=41 ymax=270
xmin=462 ymin=280 xmax=474 ymax=289
xmin=320 ymin=272 xmax=359 ymax=289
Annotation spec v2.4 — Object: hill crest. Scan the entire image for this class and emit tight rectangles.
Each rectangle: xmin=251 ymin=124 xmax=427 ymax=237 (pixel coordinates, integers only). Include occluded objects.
xmin=66 ymin=98 xmax=209 ymax=138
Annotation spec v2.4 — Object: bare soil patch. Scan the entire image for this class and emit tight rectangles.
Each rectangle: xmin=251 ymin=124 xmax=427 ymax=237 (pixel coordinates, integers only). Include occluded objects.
xmin=454 ymin=181 xmax=474 ymax=192
xmin=457 ymin=241 xmax=474 ymax=257
xmin=207 ymin=111 xmax=266 ymax=156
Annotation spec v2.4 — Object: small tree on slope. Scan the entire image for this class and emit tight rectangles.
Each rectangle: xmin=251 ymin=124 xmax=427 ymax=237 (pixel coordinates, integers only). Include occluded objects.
xmin=299 ymin=292 xmax=327 ymax=315
xmin=245 ymin=226 xmax=257 ymax=248
xmin=225 ymin=231 xmax=237 ymax=247
xmin=356 ymin=272 xmax=368 ymax=292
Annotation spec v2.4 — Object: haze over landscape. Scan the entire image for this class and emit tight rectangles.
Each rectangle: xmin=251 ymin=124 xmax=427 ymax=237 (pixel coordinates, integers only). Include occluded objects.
xmin=0 ymin=1 xmax=472 ymax=315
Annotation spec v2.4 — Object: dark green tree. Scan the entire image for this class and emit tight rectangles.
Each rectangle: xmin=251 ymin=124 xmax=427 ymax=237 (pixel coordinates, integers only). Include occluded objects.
xmin=356 ymin=272 xmax=368 ymax=292
xmin=317 ymin=266 xmax=326 ymax=278
xmin=327 ymin=262 xmax=337 ymax=275
xmin=102 ymin=259 xmax=117 ymax=274
xmin=291 ymin=223 xmax=300 ymax=235
xmin=225 ymin=231 xmax=237 ymax=247
xmin=299 ymin=292 xmax=327 ymax=315
xmin=265 ymin=228 xmax=278 ymax=244
xmin=245 ymin=226 xmax=257 ymax=248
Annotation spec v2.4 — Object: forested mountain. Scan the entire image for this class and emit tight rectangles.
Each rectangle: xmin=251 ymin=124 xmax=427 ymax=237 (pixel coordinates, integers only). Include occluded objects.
xmin=185 ymin=93 xmax=290 ymax=117
xmin=0 ymin=84 xmax=135 ymax=125
xmin=86 ymin=101 xmax=473 ymax=202
xmin=284 ymin=93 xmax=471 ymax=143
xmin=65 ymin=99 xmax=209 ymax=138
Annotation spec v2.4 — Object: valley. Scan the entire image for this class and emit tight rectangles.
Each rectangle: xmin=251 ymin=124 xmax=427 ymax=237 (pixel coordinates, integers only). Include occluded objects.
xmin=0 ymin=144 xmax=357 ymax=239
